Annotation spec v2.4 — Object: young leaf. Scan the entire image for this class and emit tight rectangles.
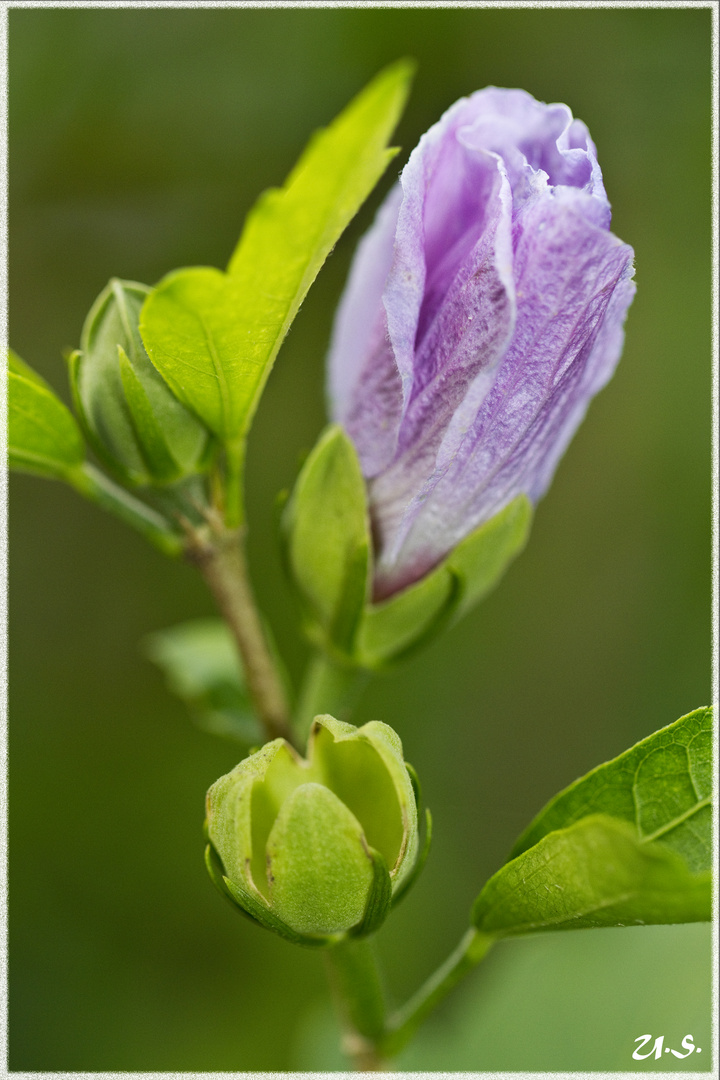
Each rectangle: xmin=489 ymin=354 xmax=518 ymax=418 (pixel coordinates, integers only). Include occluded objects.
xmin=8 ymin=349 xmax=85 ymax=480
xmin=510 ymin=706 xmax=712 ymax=873
xmin=140 ymin=61 xmax=413 ymax=443
xmin=282 ymin=425 xmax=370 ymax=655
xmin=143 ymin=618 xmax=261 ymax=744
xmin=472 ymin=814 xmax=711 ymax=936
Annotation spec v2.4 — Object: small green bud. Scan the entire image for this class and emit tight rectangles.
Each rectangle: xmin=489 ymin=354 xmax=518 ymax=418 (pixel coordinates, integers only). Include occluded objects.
xmin=69 ymin=278 xmax=213 ymax=486
xmin=205 ymin=715 xmax=423 ymax=944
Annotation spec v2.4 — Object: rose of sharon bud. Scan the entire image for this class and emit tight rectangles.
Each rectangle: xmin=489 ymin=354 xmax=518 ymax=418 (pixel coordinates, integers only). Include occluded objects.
xmin=69 ymin=279 xmax=212 ymax=487
xmin=328 ymin=88 xmax=636 ymax=599
xmin=205 ymin=715 xmax=423 ymax=944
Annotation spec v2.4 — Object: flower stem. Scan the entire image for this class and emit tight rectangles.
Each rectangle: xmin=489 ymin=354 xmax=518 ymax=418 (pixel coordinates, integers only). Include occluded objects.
xmin=325 ymin=937 xmax=388 ymax=1071
xmin=380 ymin=928 xmax=495 ymax=1059
xmin=185 ymin=517 xmax=296 ymax=747
xmin=294 ymin=651 xmax=370 ymax=744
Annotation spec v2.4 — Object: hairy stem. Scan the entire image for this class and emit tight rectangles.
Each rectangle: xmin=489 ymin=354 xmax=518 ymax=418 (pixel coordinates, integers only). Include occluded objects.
xmin=186 ymin=518 xmax=296 ymax=747
xmin=381 ymin=928 xmax=495 ymax=1058
xmin=325 ymin=937 xmax=388 ymax=1071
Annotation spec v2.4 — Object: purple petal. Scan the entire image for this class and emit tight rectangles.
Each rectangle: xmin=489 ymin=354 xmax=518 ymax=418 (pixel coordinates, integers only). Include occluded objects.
xmin=327 ymin=87 xmax=636 ymax=599
xmin=374 ymin=197 xmax=635 ymax=596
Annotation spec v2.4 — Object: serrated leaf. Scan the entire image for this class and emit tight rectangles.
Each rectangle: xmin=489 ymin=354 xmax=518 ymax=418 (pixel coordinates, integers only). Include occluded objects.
xmin=143 ymin=618 xmax=261 ymax=744
xmin=511 ymin=706 xmax=713 ymax=873
xmin=8 ymin=349 xmax=85 ymax=480
xmin=140 ymin=61 xmax=413 ymax=443
xmin=473 ymin=814 xmax=710 ymax=936
xmin=283 ymin=425 xmax=370 ymax=654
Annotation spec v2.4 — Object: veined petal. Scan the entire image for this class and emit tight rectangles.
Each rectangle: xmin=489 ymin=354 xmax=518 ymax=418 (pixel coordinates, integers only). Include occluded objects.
xmin=376 ymin=195 xmax=635 ymax=595
xmin=327 ymin=86 xmax=635 ymax=600
xmin=328 ymin=186 xmax=404 ymax=477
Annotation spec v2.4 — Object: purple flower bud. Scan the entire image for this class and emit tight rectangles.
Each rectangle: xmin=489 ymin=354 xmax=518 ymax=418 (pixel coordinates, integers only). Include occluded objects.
xmin=328 ymin=88 xmax=636 ymax=600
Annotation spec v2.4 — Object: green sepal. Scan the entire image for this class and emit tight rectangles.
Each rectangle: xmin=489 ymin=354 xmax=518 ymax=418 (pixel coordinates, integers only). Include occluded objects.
xmin=222 ymin=870 xmax=333 ymax=948
xmin=140 ymin=62 xmax=413 ymax=446
xmin=8 ymin=348 xmax=86 ymax=480
xmin=355 ymin=495 xmax=532 ymax=669
xmin=444 ymin=494 xmax=532 ymax=619
xmin=118 ymin=345 xmax=180 ymax=483
xmin=205 ymin=841 xmax=331 ymax=947
xmin=472 ymin=813 xmax=711 ymax=936
xmin=391 ymin=807 xmax=433 ymax=911
xmin=405 ymin=761 xmax=422 ymax=813
xmin=510 ymin=706 xmax=712 ymax=873
xmin=357 ymin=563 xmax=460 ymax=668
xmin=71 ymin=278 xmax=211 ymax=488
xmin=204 ymin=842 xmax=263 ymax=926
xmin=282 ymin=425 xmax=371 ymax=656
xmin=349 ymin=846 xmax=392 ymax=938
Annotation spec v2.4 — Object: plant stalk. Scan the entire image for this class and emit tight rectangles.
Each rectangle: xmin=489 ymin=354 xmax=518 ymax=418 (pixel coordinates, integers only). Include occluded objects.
xmin=325 ymin=937 xmax=388 ymax=1071
xmin=185 ymin=519 xmax=296 ymax=747
xmin=380 ymin=927 xmax=495 ymax=1059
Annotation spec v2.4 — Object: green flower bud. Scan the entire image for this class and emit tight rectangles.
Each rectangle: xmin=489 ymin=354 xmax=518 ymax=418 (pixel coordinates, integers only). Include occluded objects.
xmin=69 ymin=278 xmax=213 ymax=486
xmin=205 ymin=715 xmax=427 ymax=945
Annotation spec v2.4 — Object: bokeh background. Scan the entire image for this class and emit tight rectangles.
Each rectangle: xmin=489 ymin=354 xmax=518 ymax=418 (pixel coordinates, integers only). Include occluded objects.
xmin=8 ymin=7 xmax=713 ymax=1072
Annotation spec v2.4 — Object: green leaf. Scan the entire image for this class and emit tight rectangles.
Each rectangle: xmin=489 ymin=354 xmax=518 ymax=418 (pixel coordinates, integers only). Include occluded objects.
xmin=356 ymin=495 xmax=532 ymax=668
xmin=511 ymin=706 xmax=712 ymax=873
xmin=140 ymin=61 xmax=413 ymax=443
xmin=282 ymin=425 xmax=370 ymax=654
xmin=143 ymin=618 xmax=261 ymax=744
xmin=472 ymin=814 xmax=711 ymax=936
xmin=8 ymin=349 xmax=85 ymax=480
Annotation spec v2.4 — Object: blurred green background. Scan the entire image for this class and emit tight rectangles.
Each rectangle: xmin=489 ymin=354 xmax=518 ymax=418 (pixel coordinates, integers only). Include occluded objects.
xmin=8 ymin=7 xmax=713 ymax=1072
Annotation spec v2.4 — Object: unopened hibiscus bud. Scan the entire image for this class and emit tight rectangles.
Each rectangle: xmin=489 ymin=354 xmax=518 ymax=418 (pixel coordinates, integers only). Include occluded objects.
xmin=328 ymin=87 xmax=636 ymax=600
xmin=205 ymin=715 xmax=427 ymax=945
xmin=69 ymin=278 xmax=213 ymax=486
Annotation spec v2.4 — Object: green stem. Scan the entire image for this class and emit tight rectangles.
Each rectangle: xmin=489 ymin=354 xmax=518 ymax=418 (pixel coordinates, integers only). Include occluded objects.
xmin=70 ymin=463 xmax=182 ymax=556
xmin=294 ymin=651 xmax=370 ymax=745
xmin=381 ymin=928 xmax=495 ymax=1059
xmin=325 ymin=937 xmax=387 ymax=1070
xmin=223 ymin=438 xmax=245 ymax=529
xmin=185 ymin=519 xmax=297 ymax=747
